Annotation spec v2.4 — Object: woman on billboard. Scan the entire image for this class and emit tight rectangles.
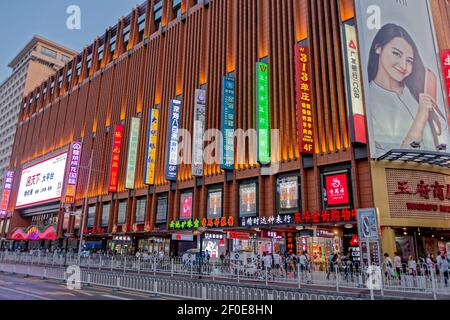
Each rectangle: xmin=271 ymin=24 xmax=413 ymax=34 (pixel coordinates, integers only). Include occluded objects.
xmin=367 ymin=23 xmax=447 ymax=153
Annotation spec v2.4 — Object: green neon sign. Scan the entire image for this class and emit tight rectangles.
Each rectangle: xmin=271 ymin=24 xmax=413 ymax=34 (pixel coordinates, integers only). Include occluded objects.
xmin=256 ymin=62 xmax=270 ymax=164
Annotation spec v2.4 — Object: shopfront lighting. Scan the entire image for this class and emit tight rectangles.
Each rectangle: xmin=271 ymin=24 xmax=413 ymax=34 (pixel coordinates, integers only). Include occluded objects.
xmin=403 ymin=232 xmax=407 ymax=236
xmin=334 ymin=231 xmax=338 ymax=235
xmin=296 ymin=226 xmax=304 ymax=231
xmin=344 ymin=224 xmax=353 ymax=229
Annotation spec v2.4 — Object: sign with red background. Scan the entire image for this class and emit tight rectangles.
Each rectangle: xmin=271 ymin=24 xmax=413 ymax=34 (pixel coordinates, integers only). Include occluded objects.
xmin=108 ymin=124 xmax=123 ymax=193
xmin=325 ymin=173 xmax=350 ymax=206
xmin=442 ymin=50 xmax=450 ymax=125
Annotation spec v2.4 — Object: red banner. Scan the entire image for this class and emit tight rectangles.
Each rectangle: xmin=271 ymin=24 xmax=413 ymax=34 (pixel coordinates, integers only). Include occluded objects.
xmin=295 ymin=44 xmax=314 ymax=154
xmin=442 ymin=50 xmax=450 ymax=126
xmin=108 ymin=124 xmax=124 ymax=193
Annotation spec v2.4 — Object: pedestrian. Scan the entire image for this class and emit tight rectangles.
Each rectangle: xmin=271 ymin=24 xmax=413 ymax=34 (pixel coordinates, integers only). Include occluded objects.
xmin=299 ymin=251 xmax=309 ymax=272
xmin=394 ymin=252 xmax=402 ymax=280
xmin=273 ymin=251 xmax=281 ymax=276
xmin=384 ymin=253 xmax=394 ymax=280
xmin=441 ymin=254 xmax=449 ymax=287
xmin=327 ymin=253 xmax=338 ymax=280
xmin=407 ymin=255 xmax=417 ymax=276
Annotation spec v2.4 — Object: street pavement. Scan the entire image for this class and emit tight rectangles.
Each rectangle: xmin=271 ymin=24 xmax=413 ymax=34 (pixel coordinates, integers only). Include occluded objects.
xmin=0 ymin=273 xmax=182 ymax=300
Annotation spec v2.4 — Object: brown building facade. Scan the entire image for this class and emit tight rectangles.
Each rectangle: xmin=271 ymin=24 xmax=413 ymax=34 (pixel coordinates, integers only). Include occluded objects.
xmin=1 ymin=0 xmax=449 ymax=262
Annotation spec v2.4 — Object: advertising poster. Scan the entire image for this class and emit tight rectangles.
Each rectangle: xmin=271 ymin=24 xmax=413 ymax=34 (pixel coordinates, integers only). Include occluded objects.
xmin=355 ymin=0 xmax=450 ymax=157
xmin=239 ymin=183 xmax=257 ymax=218
xmin=16 ymin=152 xmax=68 ymax=208
xmin=221 ymin=76 xmax=235 ymax=171
xmin=325 ymin=173 xmax=350 ymax=206
xmin=395 ymin=236 xmax=415 ymax=262
xmin=166 ymin=100 xmax=182 ymax=181
xmin=125 ymin=117 xmax=141 ymax=189
xmin=156 ymin=196 xmax=168 ymax=223
xmin=192 ymin=89 xmax=206 ymax=177
xmin=144 ymin=109 xmax=159 ymax=185
xmin=207 ymin=189 xmax=222 ymax=219
xmin=180 ymin=192 xmax=193 ymax=221
xmin=277 ymin=176 xmax=299 ymax=213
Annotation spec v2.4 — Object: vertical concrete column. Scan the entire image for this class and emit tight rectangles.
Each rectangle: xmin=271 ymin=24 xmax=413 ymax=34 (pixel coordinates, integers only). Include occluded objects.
xmin=381 ymin=227 xmax=396 ymax=258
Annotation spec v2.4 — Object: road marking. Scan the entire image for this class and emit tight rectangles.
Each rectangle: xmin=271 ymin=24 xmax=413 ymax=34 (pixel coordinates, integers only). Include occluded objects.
xmin=0 ymin=286 xmax=52 ymax=300
xmin=102 ymin=294 xmax=132 ymax=300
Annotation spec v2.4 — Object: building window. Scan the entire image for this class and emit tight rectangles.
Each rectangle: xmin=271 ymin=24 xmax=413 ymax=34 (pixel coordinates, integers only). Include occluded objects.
xmin=117 ymin=200 xmax=127 ymax=225
xmin=154 ymin=0 xmax=163 ymax=30
xmin=180 ymin=191 xmax=193 ymax=221
xmin=135 ymin=197 xmax=146 ymax=223
xmin=156 ymin=194 xmax=168 ymax=223
xmin=61 ymin=54 xmax=71 ymax=63
xmin=138 ymin=13 xmax=146 ymax=41
xmin=276 ymin=175 xmax=300 ymax=215
xmin=40 ymin=47 xmax=57 ymax=59
xmin=87 ymin=205 xmax=96 ymax=228
xmin=239 ymin=181 xmax=258 ymax=218
xmin=173 ymin=0 xmax=182 ymax=18
xmin=207 ymin=187 xmax=223 ymax=219
xmin=101 ymin=203 xmax=111 ymax=227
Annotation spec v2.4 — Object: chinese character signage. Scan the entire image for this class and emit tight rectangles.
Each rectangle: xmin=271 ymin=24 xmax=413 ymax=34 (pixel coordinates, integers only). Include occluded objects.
xmin=192 ymin=89 xmax=206 ymax=176
xmin=180 ymin=192 xmax=193 ymax=221
xmin=441 ymin=49 xmax=450 ymax=125
xmin=295 ymin=44 xmax=314 ymax=154
xmin=256 ymin=62 xmax=270 ymax=164
xmin=355 ymin=0 xmax=450 ymax=157
xmin=343 ymin=24 xmax=367 ymax=144
xmin=325 ymin=173 xmax=350 ymax=206
xmin=125 ymin=117 xmax=141 ymax=189
xmin=166 ymin=100 xmax=182 ymax=181
xmin=286 ymin=232 xmax=296 ymax=254
xmin=64 ymin=142 xmax=82 ymax=204
xmin=170 ymin=218 xmax=200 ymax=230
xmin=108 ymin=124 xmax=123 ymax=193
xmin=0 ymin=171 xmax=14 ymax=217
xmin=16 ymin=152 xmax=68 ymax=208
xmin=201 ymin=216 xmax=235 ymax=228
xmin=145 ymin=109 xmax=159 ymax=185
xmin=221 ymin=76 xmax=235 ymax=171
xmin=239 ymin=182 xmax=257 ymax=218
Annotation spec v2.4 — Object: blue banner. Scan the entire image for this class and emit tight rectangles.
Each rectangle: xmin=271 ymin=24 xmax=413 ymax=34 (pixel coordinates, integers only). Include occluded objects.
xmin=220 ymin=76 xmax=235 ymax=171
xmin=166 ymin=100 xmax=182 ymax=181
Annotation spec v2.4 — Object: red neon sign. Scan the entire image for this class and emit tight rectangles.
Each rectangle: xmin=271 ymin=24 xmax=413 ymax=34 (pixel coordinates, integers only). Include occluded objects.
xmin=108 ymin=124 xmax=124 ymax=193
xmin=295 ymin=44 xmax=314 ymax=154
xmin=326 ymin=174 xmax=350 ymax=206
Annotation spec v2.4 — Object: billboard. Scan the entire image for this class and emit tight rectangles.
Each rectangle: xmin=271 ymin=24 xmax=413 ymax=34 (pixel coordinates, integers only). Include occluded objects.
xmin=108 ymin=124 xmax=124 ymax=193
xmin=125 ymin=117 xmax=141 ymax=189
xmin=166 ymin=100 xmax=182 ymax=181
xmin=0 ymin=171 xmax=14 ymax=216
xmin=180 ymin=192 xmax=193 ymax=221
xmin=325 ymin=173 xmax=350 ymax=206
xmin=221 ymin=76 xmax=235 ymax=171
xmin=192 ymin=89 xmax=206 ymax=176
xmin=144 ymin=109 xmax=159 ymax=185
xmin=64 ymin=141 xmax=82 ymax=204
xmin=256 ymin=62 xmax=270 ymax=164
xmin=16 ymin=152 xmax=68 ymax=208
xmin=355 ymin=0 xmax=450 ymax=157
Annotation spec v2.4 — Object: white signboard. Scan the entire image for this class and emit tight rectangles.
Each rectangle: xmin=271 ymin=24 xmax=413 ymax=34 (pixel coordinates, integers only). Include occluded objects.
xmin=16 ymin=152 xmax=68 ymax=208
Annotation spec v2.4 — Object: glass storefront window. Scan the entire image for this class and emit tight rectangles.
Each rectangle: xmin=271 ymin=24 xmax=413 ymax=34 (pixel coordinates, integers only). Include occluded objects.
xmin=117 ymin=201 xmax=127 ymax=225
xmin=156 ymin=195 xmax=168 ymax=223
xmin=135 ymin=198 xmax=146 ymax=223
xmin=101 ymin=203 xmax=111 ymax=227
xmin=87 ymin=206 xmax=95 ymax=228
xmin=239 ymin=181 xmax=258 ymax=218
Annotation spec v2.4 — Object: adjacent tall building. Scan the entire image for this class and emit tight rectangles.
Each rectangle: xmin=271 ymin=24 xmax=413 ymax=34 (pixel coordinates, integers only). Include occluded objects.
xmin=0 ymin=36 xmax=77 ymax=193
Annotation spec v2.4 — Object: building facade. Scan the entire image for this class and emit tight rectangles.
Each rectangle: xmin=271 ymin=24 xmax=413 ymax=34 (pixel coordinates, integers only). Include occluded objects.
xmin=1 ymin=0 xmax=449 ymax=265
xmin=0 ymin=36 xmax=77 ymax=196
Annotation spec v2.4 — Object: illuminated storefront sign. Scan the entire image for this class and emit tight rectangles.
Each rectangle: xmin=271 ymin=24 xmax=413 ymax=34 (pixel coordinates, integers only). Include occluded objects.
xmin=342 ymin=24 xmax=367 ymax=144
xmin=64 ymin=142 xmax=82 ymax=204
xmin=125 ymin=117 xmax=141 ymax=189
xmin=294 ymin=44 xmax=314 ymax=154
xmin=108 ymin=124 xmax=124 ymax=193
xmin=145 ymin=109 xmax=159 ymax=185
xmin=442 ymin=49 xmax=450 ymax=125
xmin=325 ymin=173 xmax=350 ymax=206
xmin=286 ymin=232 xmax=296 ymax=254
xmin=166 ymin=100 xmax=182 ymax=181
xmin=201 ymin=216 xmax=234 ymax=228
xmin=180 ymin=192 xmax=193 ymax=221
xmin=239 ymin=208 xmax=357 ymax=227
xmin=170 ymin=219 xmax=200 ymax=230
xmin=192 ymin=89 xmax=206 ymax=176
xmin=16 ymin=152 xmax=68 ymax=208
xmin=221 ymin=76 xmax=235 ymax=171
xmin=0 ymin=171 xmax=14 ymax=217
xmin=256 ymin=62 xmax=270 ymax=164
xmin=260 ymin=230 xmax=284 ymax=239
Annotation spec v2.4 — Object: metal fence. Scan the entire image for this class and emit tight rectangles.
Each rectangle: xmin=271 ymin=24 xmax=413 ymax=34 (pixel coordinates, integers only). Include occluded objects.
xmin=1 ymin=252 xmax=449 ymax=299
xmin=0 ymin=261 xmax=363 ymax=301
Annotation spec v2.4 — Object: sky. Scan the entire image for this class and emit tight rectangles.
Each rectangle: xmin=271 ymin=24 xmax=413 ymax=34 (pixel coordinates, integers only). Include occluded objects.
xmin=0 ymin=0 xmax=143 ymax=80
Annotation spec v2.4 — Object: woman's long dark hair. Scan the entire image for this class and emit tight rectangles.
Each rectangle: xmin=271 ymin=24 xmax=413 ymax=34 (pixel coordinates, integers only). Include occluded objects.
xmin=368 ymin=23 xmax=425 ymax=103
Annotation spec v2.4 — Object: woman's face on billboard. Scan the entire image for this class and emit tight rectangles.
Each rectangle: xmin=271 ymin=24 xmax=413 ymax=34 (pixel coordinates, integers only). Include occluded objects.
xmin=376 ymin=37 xmax=414 ymax=84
